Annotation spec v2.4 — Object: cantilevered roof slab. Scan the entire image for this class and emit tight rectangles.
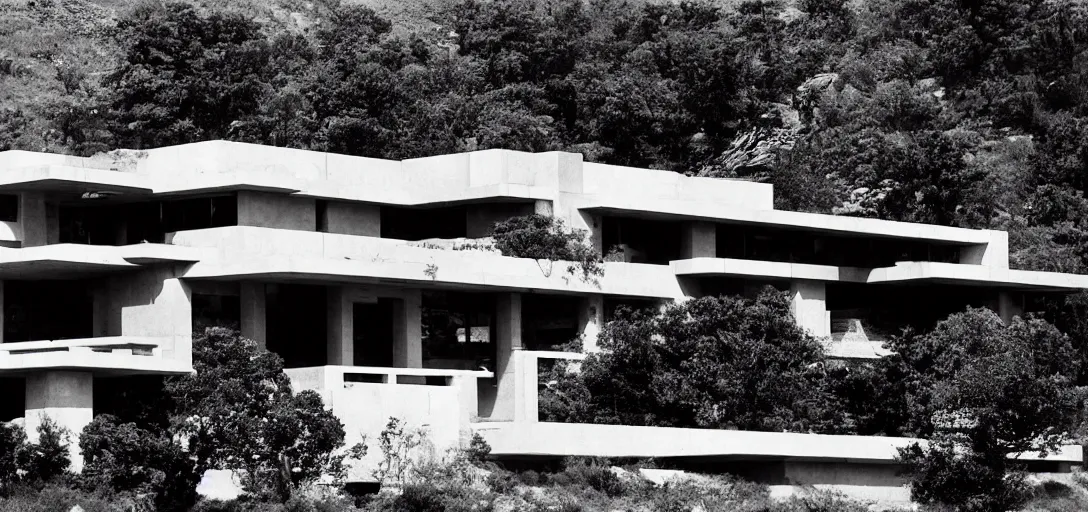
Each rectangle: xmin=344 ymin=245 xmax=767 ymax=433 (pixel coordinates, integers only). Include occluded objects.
xmin=673 ymin=258 xmax=1088 ymax=292
xmin=0 ymin=243 xmax=206 ymax=279
xmin=582 ymin=200 xmax=993 ymax=245
xmin=0 ymin=165 xmax=152 ymax=195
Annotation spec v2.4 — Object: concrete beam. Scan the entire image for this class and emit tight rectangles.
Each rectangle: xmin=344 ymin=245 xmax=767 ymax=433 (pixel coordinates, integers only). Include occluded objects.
xmin=25 ymin=371 xmax=93 ymax=473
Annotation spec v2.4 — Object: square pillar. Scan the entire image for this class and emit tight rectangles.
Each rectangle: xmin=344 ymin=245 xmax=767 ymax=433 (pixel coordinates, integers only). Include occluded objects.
xmin=789 ymin=280 xmax=829 ymax=338
xmin=578 ymin=295 xmax=604 ymax=352
xmin=393 ymin=290 xmax=422 ymax=369
xmin=997 ymin=291 xmax=1023 ymax=324
xmin=20 ymin=193 xmax=49 ymax=247
xmin=534 ymin=200 xmax=554 ymax=216
xmin=492 ymin=293 xmax=523 ymax=421
xmin=327 ymin=286 xmax=353 ymax=366
xmin=240 ymin=282 xmax=267 ymax=349
xmin=25 ymin=371 xmax=93 ymax=473
xmin=682 ymin=221 xmax=717 ymax=259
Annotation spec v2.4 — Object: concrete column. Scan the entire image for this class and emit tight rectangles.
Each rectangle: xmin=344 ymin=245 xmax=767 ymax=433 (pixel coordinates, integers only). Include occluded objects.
xmin=790 ymin=280 xmax=829 ymax=338
xmin=20 ymin=193 xmax=48 ymax=247
xmin=392 ymin=290 xmax=422 ymax=369
xmin=327 ymin=287 xmax=353 ymax=365
xmin=681 ymin=221 xmax=717 ymax=259
xmin=240 ymin=282 xmax=267 ymax=349
xmin=534 ymin=200 xmax=553 ymax=216
xmin=997 ymin=291 xmax=1023 ymax=324
xmin=25 ymin=371 xmax=93 ymax=473
xmin=578 ymin=295 xmax=604 ymax=352
xmin=493 ymin=293 xmax=523 ymax=421
xmin=0 ymin=280 xmax=4 ymax=343
xmin=576 ymin=212 xmax=603 ymax=253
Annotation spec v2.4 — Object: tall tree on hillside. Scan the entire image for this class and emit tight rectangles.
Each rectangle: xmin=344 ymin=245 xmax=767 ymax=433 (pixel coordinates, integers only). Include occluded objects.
xmin=107 ymin=2 xmax=273 ymax=148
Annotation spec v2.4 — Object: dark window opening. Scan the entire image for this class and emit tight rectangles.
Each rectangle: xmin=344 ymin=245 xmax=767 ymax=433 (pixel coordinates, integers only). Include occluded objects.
xmin=826 ymin=282 xmax=992 ymax=342
xmin=0 ymin=195 xmax=18 ymax=222
xmin=266 ymin=284 xmax=327 ymax=368
xmin=5 ymin=280 xmax=94 ymax=342
xmin=0 ymin=378 xmax=23 ymax=421
xmin=422 ymin=291 xmax=494 ymax=370
xmin=601 ymin=216 xmax=683 ymax=264
xmin=192 ymin=293 xmax=241 ymax=333
xmin=381 ymin=205 xmax=467 ymax=241
xmin=60 ymin=194 xmax=237 ymax=246
xmin=353 ymin=299 xmax=395 ymax=367
xmin=716 ymin=224 xmax=961 ymax=268
xmin=522 ymin=295 xmax=579 ymax=351
xmin=316 ymin=200 xmax=329 ymax=233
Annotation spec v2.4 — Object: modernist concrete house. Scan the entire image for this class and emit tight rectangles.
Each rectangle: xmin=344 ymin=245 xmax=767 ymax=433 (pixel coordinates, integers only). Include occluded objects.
xmin=0 ymin=141 xmax=1085 ymax=500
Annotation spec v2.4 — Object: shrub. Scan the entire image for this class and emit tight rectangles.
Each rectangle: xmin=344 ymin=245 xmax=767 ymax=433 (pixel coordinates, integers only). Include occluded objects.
xmin=466 ymin=433 xmax=491 ymax=462
xmin=78 ymin=414 xmax=199 ymax=512
xmin=898 ymin=440 xmax=1029 ymax=512
xmin=0 ymin=422 xmax=26 ymax=496
xmin=17 ymin=418 xmax=71 ymax=488
xmin=490 ymin=214 xmax=603 ymax=283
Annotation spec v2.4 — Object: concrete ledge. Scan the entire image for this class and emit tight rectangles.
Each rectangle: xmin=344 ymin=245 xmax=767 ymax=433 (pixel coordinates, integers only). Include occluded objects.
xmin=0 ymin=336 xmax=191 ymax=375
xmin=673 ymin=258 xmax=1088 ymax=292
xmin=0 ymin=243 xmax=206 ymax=279
xmin=472 ymin=422 xmax=1083 ymax=464
xmin=172 ymin=227 xmax=685 ymax=299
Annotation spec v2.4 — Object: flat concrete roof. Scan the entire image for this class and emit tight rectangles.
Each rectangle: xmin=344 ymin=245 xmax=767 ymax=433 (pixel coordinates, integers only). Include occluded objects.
xmin=0 ymin=244 xmax=206 ymax=279
xmin=473 ymin=422 xmax=1082 ymax=464
xmin=585 ymin=201 xmax=993 ymax=245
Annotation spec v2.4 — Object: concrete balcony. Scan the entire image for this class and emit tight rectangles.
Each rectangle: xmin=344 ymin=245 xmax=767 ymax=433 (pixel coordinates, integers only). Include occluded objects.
xmin=170 ymin=226 xmax=684 ymax=299
xmin=0 ymin=243 xmax=206 ymax=279
xmin=0 ymin=336 xmax=192 ymax=375
xmin=285 ymin=365 xmax=493 ymax=482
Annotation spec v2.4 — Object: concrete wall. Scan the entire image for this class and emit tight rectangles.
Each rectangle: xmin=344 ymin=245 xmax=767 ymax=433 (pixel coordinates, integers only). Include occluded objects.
xmin=25 ymin=371 xmax=93 ymax=472
xmin=286 ymin=366 xmax=481 ymax=482
xmin=790 ymin=280 xmax=829 ymax=338
xmin=237 ymin=191 xmax=316 ymax=231
xmin=323 ymin=201 xmax=380 ymax=237
xmin=93 ymin=266 xmax=193 ymax=366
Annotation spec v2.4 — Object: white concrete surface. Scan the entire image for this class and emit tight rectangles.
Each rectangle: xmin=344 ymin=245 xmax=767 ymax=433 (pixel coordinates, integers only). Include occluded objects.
xmin=285 ymin=365 xmax=491 ymax=482
xmin=25 ymin=371 xmax=93 ymax=472
xmin=0 ymin=336 xmax=192 ymax=374
xmin=472 ymin=421 xmax=1083 ymax=464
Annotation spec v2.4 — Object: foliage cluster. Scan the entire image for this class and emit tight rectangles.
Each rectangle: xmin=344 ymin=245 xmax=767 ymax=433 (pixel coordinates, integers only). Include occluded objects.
xmin=491 ymin=214 xmax=604 ymax=283
xmin=541 ymin=291 xmax=1085 ymax=511
xmin=0 ymin=419 xmax=72 ymax=497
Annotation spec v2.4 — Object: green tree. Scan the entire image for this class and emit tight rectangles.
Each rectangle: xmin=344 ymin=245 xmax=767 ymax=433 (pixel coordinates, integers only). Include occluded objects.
xmin=165 ymin=327 xmax=351 ymax=502
xmin=890 ymin=308 xmax=1083 ymax=511
xmin=107 ymin=2 xmax=273 ymax=148
xmin=544 ymin=289 xmax=850 ymax=433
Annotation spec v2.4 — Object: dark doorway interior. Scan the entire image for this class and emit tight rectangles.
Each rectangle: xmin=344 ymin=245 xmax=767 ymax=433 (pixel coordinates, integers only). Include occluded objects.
xmin=266 ymin=284 xmax=327 ymax=368
xmin=353 ymin=299 xmax=395 ymax=367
